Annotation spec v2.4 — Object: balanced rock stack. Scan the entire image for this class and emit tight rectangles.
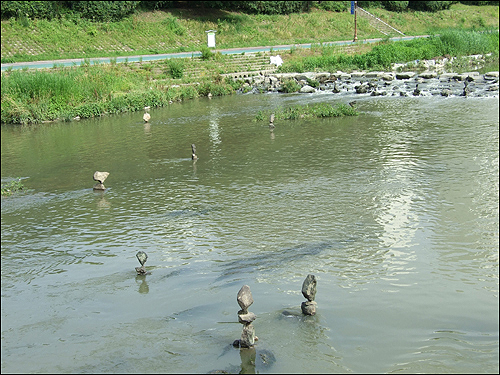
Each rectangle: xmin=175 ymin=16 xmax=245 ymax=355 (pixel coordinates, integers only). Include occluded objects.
xmin=135 ymin=251 xmax=148 ymax=275
xmin=234 ymin=285 xmax=257 ymax=348
xmin=301 ymin=274 xmax=317 ymax=315
xmin=191 ymin=144 xmax=198 ymax=161
xmin=93 ymin=171 xmax=109 ymax=190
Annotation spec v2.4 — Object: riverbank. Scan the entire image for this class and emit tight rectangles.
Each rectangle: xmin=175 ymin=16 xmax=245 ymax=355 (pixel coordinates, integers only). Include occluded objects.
xmin=230 ymin=55 xmax=499 ymax=99
xmin=2 ymin=4 xmax=498 ymax=63
xmin=1 ymin=27 xmax=498 ymax=125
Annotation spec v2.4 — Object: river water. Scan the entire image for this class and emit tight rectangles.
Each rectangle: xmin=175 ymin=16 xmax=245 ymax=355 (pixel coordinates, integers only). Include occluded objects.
xmin=1 ymin=91 xmax=498 ymax=373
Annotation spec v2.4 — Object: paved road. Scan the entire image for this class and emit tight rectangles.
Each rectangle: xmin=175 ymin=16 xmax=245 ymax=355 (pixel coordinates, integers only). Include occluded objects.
xmin=1 ymin=35 xmax=429 ymax=71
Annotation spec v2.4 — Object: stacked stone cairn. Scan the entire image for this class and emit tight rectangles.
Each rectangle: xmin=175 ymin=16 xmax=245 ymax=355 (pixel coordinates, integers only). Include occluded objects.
xmin=93 ymin=171 xmax=109 ymax=190
xmin=135 ymin=251 xmax=149 ymax=275
xmin=191 ymin=144 xmax=198 ymax=160
xmin=301 ymin=274 xmax=317 ymax=316
xmin=233 ymin=285 xmax=257 ymax=348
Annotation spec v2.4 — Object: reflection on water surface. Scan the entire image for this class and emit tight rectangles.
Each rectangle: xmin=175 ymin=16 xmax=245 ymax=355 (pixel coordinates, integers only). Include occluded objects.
xmin=1 ymin=93 xmax=498 ymax=373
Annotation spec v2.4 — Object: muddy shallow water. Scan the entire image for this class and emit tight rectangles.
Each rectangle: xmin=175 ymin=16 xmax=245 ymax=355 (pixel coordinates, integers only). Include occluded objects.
xmin=1 ymin=92 xmax=498 ymax=373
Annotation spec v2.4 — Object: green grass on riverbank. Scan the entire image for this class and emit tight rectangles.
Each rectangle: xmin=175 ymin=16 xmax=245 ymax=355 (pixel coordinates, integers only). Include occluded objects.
xmin=278 ymin=29 xmax=499 ymax=72
xmin=2 ymin=28 xmax=498 ymax=125
xmin=1 ymin=4 xmax=498 ymax=63
xmin=1 ymin=3 xmax=499 ymax=125
xmin=255 ymin=102 xmax=359 ymax=122
xmin=1 ymin=62 xmax=240 ymax=124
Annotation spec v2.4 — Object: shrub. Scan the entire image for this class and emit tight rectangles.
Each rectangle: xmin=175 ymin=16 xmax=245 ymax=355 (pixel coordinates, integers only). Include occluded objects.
xmin=1 ymin=1 xmax=62 ymax=20
xmin=358 ymin=1 xmax=384 ymax=8
xmin=68 ymin=1 xmax=140 ymax=22
xmin=281 ymin=78 xmax=301 ymax=93
xmin=306 ymin=78 xmax=320 ymax=88
xmin=162 ymin=16 xmax=185 ymax=35
xmin=382 ymin=1 xmax=410 ymax=11
xmin=200 ymin=46 xmax=214 ymax=61
xmin=408 ymin=1 xmax=454 ymax=12
xmin=1 ymin=178 xmax=24 ymax=196
xmin=167 ymin=58 xmax=185 ymax=79
xmin=315 ymin=1 xmax=350 ymax=12
xmin=225 ymin=1 xmax=311 ymax=15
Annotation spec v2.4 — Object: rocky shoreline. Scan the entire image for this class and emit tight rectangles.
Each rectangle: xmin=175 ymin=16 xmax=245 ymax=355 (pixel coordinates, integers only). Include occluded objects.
xmin=229 ymin=55 xmax=499 ymax=98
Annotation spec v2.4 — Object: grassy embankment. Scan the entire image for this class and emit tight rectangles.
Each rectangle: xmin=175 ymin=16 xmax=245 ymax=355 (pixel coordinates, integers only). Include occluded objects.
xmin=1 ymin=4 xmax=499 ymax=125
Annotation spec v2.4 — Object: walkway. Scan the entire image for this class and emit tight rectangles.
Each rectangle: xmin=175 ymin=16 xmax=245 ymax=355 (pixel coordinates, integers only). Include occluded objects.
xmin=1 ymin=35 xmax=429 ymax=71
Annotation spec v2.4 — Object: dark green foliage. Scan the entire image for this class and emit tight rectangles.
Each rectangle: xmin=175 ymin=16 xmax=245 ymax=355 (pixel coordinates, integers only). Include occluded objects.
xmin=162 ymin=16 xmax=186 ymax=35
xmin=460 ymin=1 xmax=499 ymax=4
xmin=197 ymin=82 xmax=234 ymax=96
xmin=200 ymin=46 xmax=214 ymax=60
xmin=166 ymin=58 xmax=184 ymax=79
xmin=281 ymin=78 xmax=301 ymax=93
xmin=139 ymin=1 xmax=175 ymax=10
xmin=408 ymin=1 xmax=454 ymax=11
xmin=1 ymin=1 xmax=63 ymax=20
xmin=1 ymin=178 xmax=24 ymax=196
xmin=67 ymin=1 xmax=140 ymax=22
xmin=231 ymin=1 xmax=312 ymax=15
xmin=382 ymin=1 xmax=410 ymax=11
xmin=358 ymin=1 xmax=384 ymax=8
xmin=306 ymin=78 xmax=320 ymax=87
xmin=314 ymin=1 xmax=350 ymax=12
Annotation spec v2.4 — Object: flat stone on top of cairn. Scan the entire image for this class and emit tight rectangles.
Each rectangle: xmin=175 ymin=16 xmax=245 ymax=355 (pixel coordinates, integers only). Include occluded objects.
xmin=93 ymin=171 xmax=109 ymax=190
xmin=234 ymin=285 xmax=257 ymax=348
xmin=301 ymin=274 xmax=317 ymax=316
xmin=237 ymin=285 xmax=253 ymax=312
xmin=135 ymin=251 xmax=149 ymax=275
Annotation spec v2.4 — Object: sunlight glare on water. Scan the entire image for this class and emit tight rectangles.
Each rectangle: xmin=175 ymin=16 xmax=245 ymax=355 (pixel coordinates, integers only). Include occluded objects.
xmin=1 ymin=93 xmax=498 ymax=373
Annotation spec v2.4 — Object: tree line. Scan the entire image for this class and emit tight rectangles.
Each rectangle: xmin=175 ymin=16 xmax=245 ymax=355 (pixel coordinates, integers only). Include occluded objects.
xmin=1 ymin=1 xmax=498 ymax=22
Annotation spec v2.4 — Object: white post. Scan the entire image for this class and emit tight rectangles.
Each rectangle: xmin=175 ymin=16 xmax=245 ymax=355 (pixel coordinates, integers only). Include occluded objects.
xmin=206 ymin=30 xmax=216 ymax=48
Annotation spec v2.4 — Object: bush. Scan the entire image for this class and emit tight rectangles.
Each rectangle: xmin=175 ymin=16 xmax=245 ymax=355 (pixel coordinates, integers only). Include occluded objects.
xmin=1 ymin=178 xmax=24 ymax=196
xmin=68 ymin=1 xmax=140 ymax=22
xmin=358 ymin=1 xmax=384 ymax=8
xmin=408 ymin=1 xmax=454 ymax=11
xmin=281 ymin=78 xmax=301 ymax=93
xmin=200 ymin=46 xmax=214 ymax=61
xmin=382 ymin=1 xmax=410 ymax=11
xmin=167 ymin=58 xmax=184 ymax=79
xmin=162 ymin=16 xmax=185 ymax=35
xmin=233 ymin=1 xmax=311 ymax=15
xmin=315 ymin=1 xmax=350 ymax=12
xmin=1 ymin=1 xmax=62 ymax=20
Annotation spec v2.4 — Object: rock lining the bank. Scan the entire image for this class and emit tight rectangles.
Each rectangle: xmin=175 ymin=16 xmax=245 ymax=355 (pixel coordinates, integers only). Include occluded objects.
xmin=227 ymin=55 xmax=498 ymax=98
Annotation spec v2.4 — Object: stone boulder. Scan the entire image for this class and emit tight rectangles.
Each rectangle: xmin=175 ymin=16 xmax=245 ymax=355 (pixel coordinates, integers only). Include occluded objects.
xmin=300 ymin=85 xmax=316 ymax=93
xmin=396 ymin=72 xmax=417 ymax=80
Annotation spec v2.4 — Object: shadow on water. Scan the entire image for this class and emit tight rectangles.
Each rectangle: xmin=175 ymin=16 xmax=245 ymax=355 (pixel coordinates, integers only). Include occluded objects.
xmin=214 ymin=240 xmax=353 ymax=284
xmin=211 ymin=342 xmax=277 ymax=374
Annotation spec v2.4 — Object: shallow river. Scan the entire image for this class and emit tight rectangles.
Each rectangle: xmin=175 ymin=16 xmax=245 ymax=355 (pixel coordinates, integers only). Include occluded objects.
xmin=1 ymin=91 xmax=498 ymax=373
